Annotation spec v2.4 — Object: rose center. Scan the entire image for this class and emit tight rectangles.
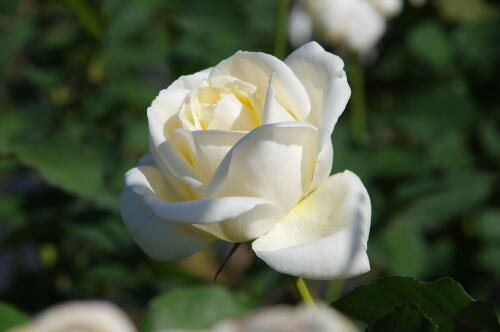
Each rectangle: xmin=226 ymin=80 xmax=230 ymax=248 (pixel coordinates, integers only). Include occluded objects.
xmin=179 ymin=76 xmax=264 ymax=132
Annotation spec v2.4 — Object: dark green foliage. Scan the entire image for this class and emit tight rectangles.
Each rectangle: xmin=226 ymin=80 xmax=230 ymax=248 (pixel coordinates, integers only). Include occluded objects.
xmin=0 ymin=0 xmax=499 ymax=328
xmin=333 ymin=277 xmax=499 ymax=332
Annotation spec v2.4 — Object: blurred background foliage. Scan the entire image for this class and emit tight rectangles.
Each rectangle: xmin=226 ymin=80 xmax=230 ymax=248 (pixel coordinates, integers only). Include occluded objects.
xmin=0 ymin=0 xmax=499 ymax=327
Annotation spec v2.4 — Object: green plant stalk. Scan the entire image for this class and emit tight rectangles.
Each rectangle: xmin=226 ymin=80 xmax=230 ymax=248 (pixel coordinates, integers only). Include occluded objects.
xmin=296 ymin=277 xmax=315 ymax=306
xmin=274 ymin=0 xmax=289 ymax=59
xmin=349 ymin=59 xmax=367 ymax=144
xmin=62 ymin=0 xmax=102 ymax=40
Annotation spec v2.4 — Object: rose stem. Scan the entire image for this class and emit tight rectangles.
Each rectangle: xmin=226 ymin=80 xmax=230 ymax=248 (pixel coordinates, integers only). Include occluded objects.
xmin=349 ymin=58 xmax=367 ymax=145
xmin=295 ymin=277 xmax=316 ymax=306
xmin=274 ymin=0 xmax=289 ymax=59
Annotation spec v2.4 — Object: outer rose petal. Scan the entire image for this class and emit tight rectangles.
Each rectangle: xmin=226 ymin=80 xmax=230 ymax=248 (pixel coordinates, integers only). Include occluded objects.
xmin=252 ymin=170 xmax=371 ymax=280
xmin=210 ymin=51 xmax=311 ymax=122
xmin=285 ymin=42 xmax=351 ymax=152
xmin=286 ymin=42 xmax=350 ymax=189
xmin=149 ymin=136 xmax=204 ymax=200
xmin=206 ymin=122 xmax=318 ymax=212
xmin=124 ymin=165 xmax=282 ymax=244
xmin=120 ymin=188 xmax=213 ymax=261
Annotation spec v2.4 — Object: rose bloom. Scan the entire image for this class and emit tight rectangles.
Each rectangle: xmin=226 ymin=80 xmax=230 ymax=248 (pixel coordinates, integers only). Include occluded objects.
xmin=289 ymin=0 xmax=402 ymax=55
xmin=120 ymin=42 xmax=371 ymax=280
xmin=165 ymin=303 xmax=359 ymax=332
xmin=8 ymin=301 xmax=136 ymax=332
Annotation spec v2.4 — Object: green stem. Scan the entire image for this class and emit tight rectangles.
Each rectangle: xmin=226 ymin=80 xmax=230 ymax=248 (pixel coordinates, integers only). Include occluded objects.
xmin=274 ymin=0 xmax=289 ymax=59
xmin=349 ymin=58 xmax=367 ymax=145
xmin=296 ymin=277 xmax=315 ymax=306
xmin=62 ymin=0 xmax=102 ymax=40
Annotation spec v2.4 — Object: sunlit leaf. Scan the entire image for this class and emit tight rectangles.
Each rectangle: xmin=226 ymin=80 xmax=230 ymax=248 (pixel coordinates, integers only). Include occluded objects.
xmin=141 ymin=285 xmax=256 ymax=331
xmin=0 ymin=302 xmax=28 ymax=331
xmin=12 ymin=134 xmax=104 ymax=198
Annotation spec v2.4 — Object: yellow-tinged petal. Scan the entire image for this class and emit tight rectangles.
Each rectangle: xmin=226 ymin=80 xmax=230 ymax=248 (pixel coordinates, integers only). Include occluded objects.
xmin=252 ymin=170 xmax=371 ymax=280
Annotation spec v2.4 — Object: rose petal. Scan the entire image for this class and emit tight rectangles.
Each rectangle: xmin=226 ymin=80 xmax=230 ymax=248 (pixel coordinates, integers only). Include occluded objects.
xmin=285 ymin=41 xmax=351 ymax=152
xmin=252 ymin=170 xmax=371 ymax=279
xmin=170 ymin=129 xmax=246 ymax=184
xmin=262 ymin=74 xmax=296 ymax=125
xmin=310 ymin=140 xmax=333 ymax=190
xmin=210 ymin=51 xmax=311 ymax=122
xmin=191 ymin=200 xmax=283 ymax=242
xmin=124 ymin=165 xmax=283 ymax=243
xmin=148 ymin=68 xmax=212 ymax=144
xmin=146 ymin=68 xmax=212 ymax=199
xmin=149 ymin=136 xmax=204 ymax=200
xmin=120 ymin=165 xmax=214 ymax=261
xmin=206 ymin=122 xmax=318 ymax=211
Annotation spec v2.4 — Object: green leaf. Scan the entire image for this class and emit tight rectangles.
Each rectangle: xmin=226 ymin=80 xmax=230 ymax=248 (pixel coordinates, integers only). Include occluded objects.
xmin=332 ymin=277 xmax=499 ymax=332
xmin=454 ymin=302 xmax=500 ymax=332
xmin=478 ymin=243 xmax=500 ymax=278
xmin=370 ymin=146 xmax=428 ymax=177
xmin=370 ymin=221 xmax=427 ymax=277
xmin=0 ymin=302 xmax=28 ymax=331
xmin=141 ymin=285 xmax=256 ymax=332
xmin=367 ymin=304 xmax=439 ymax=332
xmin=478 ymin=120 xmax=500 ymax=162
xmin=429 ymin=133 xmax=474 ymax=171
xmin=454 ymin=21 xmax=500 ymax=80
xmin=408 ymin=21 xmax=453 ymax=73
xmin=475 ymin=209 xmax=500 ymax=242
xmin=12 ymin=134 xmax=104 ymax=198
xmin=395 ymin=172 xmax=494 ymax=231
xmin=398 ymin=83 xmax=476 ymax=144
xmin=0 ymin=111 xmax=26 ymax=154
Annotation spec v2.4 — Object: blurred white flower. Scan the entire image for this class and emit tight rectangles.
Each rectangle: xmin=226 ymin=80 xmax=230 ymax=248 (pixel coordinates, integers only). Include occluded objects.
xmin=371 ymin=0 xmax=403 ymax=16
xmin=289 ymin=6 xmax=314 ymax=48
xmin=165 ymin=303 xmax=359 ymax=332
xmin=8 ymin=301 xmax=136 ymax=332
xmin=289 ymin=0 xmax=403 ymax=55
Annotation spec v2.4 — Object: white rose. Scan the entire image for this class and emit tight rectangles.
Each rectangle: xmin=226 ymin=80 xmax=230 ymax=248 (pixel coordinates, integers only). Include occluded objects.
xmin=120 ymin=42 xmax=371 ymax=280
xmin=289 ymin=0 xmax=402 ymax=55
xmin=164 ymin=303 xmax=359 ymax=332
xmin=371 ymin=0 xmax=403 ymax=17
xmin=7 ymin=301 xmax=136 ymax=332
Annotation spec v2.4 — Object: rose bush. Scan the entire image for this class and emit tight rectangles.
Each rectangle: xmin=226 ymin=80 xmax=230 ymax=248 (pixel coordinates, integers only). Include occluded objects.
xmin=120 ymin=42 xmax=371 ymax=280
